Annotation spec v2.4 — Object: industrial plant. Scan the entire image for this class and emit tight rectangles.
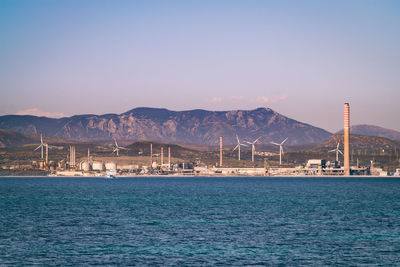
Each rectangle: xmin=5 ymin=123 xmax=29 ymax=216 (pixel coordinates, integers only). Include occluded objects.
xmin=1 ymin=103 xmax=399 ymax=177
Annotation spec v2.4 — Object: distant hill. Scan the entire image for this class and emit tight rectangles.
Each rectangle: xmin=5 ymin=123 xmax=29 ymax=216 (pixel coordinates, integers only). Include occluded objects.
xmin=0 ymin=129 xmax=73 ymax=148
xmin=316 ymin=134 xmax=400 ymax=152
xmin=336 ymin=124 xmax=400 ymax=142
xmin=0 ymin=107 xmax=331 ymax=145
xmin=0 ymin=129 xmax=36 ymax=148
xmin=257 ymin=143 xmax=318 ymax=153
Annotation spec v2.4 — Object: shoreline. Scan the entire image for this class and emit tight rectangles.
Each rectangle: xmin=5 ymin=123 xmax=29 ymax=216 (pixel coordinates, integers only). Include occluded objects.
xmin=0 ymin=175 xmax=397 ymax=178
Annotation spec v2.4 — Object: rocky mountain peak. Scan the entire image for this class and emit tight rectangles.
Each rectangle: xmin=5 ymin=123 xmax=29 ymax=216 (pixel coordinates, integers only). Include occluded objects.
xmin=0 ymin=107 xmax=332 ymax=145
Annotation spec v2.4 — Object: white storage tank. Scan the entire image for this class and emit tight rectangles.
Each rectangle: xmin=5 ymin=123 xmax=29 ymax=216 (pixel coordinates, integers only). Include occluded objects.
xmin=119 ymin=164 xmax=138 ymax=170
xmin=105 ymin=162 xmax=117 ymax=171
xmin=92 ymin=161 xmax=104 ymax=171
xmin=81 ymin=161 xmax=90 ymax=172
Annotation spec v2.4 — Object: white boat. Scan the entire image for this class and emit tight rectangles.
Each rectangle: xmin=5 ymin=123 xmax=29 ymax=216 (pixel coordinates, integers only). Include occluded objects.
xmin=106 ymin=170 xmax=117 ymax=179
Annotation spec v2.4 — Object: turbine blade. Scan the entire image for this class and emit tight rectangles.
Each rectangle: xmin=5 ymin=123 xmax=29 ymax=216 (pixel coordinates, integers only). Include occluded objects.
xmin=233 ymin=144 xmax=239 ymax=151
xmin=338 ymin=150 xmax=343 ymax=155
xmin=281 ymin=137 xmax=288 ymax=145
xmin=240 ymin=144 xmax=248 ymax=147
xmin=245 ymin=141 xmax=252 ymax=144
xmin=254 ymin=136 xmax=262 ymax=143
xmin=271 ymin=142 xmax=280 ymax=146
xmin=34 ymin=145 xmax=41 ymax=151
xmin=236 ymin=134 xmax=239 ymax=143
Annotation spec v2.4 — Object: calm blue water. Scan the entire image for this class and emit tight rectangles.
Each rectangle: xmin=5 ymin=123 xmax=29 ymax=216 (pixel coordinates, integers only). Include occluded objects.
xmin=0 ymin=177 xmax=400 ymax=266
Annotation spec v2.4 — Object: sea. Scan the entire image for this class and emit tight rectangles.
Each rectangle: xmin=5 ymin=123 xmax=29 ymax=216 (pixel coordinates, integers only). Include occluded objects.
xmin=0 ymin=177 xmax=399 ymax=266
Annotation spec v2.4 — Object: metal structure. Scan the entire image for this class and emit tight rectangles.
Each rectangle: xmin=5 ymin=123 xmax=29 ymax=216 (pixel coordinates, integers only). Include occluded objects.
xmin=112 ymin=139 xmax=126 ymax=156
xmin=69 ymin=145 xmax=76 ymax=169
xmin=271 ymin=137 xmax=288 ymax=165
xmin=329 ymin=141 xmax=343 ymax=162
xmin=34 ymin=134 xmax=45 ymax=159
xmin=246 ymin=136 xmax=261 ymax=162
xmin=233 ymin=134 xmax=248 ymax=161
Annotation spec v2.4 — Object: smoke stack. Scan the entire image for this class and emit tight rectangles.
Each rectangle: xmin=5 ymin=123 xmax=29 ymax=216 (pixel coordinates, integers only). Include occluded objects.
xmin=344 ymin=103 xmax=350 ymax=175
xmin=161 ymin=147 xmax=164 ymax=165
xmin=69 ymin=145 xmax=76 ymax=169
xmin=168 ymin=147 xmax=171 ymax=167
xmin=45 ymin=144 xmax=48 ymax=166
xmin=220 ymin=136 xmax=223 ymax=167
xmin=150 ymin=143 xmax=153 ymax=166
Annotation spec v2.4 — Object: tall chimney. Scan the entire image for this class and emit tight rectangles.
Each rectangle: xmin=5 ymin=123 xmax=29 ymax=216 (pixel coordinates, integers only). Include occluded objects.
xmin=168 ymin=146 xmax=171 ymax=167
xmin=344 ymin=103 xmax=350 ymax=175
xmin=70 ymin=145 xmax=76 ymax=169
xmin=161 ymin=147 xmax=164 ymax=165
xmin=220 ymin=136 xmax=223 ymax=167
xmin=45 ymin=144 xmax=48 ymax=166
xmin=150 ymin=143 xmax=153 ymax=166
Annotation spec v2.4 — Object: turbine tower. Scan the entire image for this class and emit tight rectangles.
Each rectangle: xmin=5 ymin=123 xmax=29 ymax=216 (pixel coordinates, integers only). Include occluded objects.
xmin=112 ymin=138 xmax=126 ymax=156
xmin=233 ymin=134 xmax=248 ymax=161
xmin=271 ymin=137 xmax=288 ymax=165
xmin=34 ymin=134 xmax=45 ymax=159
xmin=246 ymin=136 xmax=261 ymax=162
xmin=329 ymin=141 xmax=343 ymax=162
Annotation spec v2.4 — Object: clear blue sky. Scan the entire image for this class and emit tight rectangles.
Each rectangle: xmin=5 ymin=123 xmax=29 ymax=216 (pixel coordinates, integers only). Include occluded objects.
xmin=1 ymin=0 xmax=399 ymax=132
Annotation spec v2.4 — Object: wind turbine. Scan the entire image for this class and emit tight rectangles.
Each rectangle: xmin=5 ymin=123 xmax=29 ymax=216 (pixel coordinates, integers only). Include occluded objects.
xmin=233 ymin=134 xmax=248 ymax=161
xmin=246 ymin=136 xmax=262 ymax=162
xmin=112 ymin=139 xmax=126 ymax=156
xmin=271 ymin=137 xmax=288 ymax=165
xmin=34 ymin=134 xmax=45 ymax=159
xmin=329 ymin=141 xmax=343 ymax=162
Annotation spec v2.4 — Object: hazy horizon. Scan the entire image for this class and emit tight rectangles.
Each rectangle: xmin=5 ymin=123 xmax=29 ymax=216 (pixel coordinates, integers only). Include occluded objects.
xmin=1 ymin=0 xmax=399 ymax=132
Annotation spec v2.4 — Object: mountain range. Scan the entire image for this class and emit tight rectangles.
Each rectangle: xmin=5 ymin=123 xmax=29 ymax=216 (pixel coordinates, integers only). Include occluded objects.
xmin=336 ymin=124 xmax=400 ymax=142
xmin=0 ymin=107 xmax=331 ymax=145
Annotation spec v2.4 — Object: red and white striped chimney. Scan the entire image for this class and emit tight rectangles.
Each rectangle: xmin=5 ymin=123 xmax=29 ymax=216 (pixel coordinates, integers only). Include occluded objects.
xmin=344 ymin=103 xmax=350 ymax=175
xmin=220 ymin=136 xmax=223 ymax=167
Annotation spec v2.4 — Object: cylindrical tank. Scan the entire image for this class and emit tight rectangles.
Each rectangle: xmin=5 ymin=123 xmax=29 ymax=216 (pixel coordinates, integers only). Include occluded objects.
xmin=81 ymin=161 xmax=90 ymax=172
xmin=92 ymin=161 xmax=104 ymax=171
xmin=105 ymin=162 xmax=117 ymax=171
xmin=120 ymin=164 xmax=137 ymax=170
